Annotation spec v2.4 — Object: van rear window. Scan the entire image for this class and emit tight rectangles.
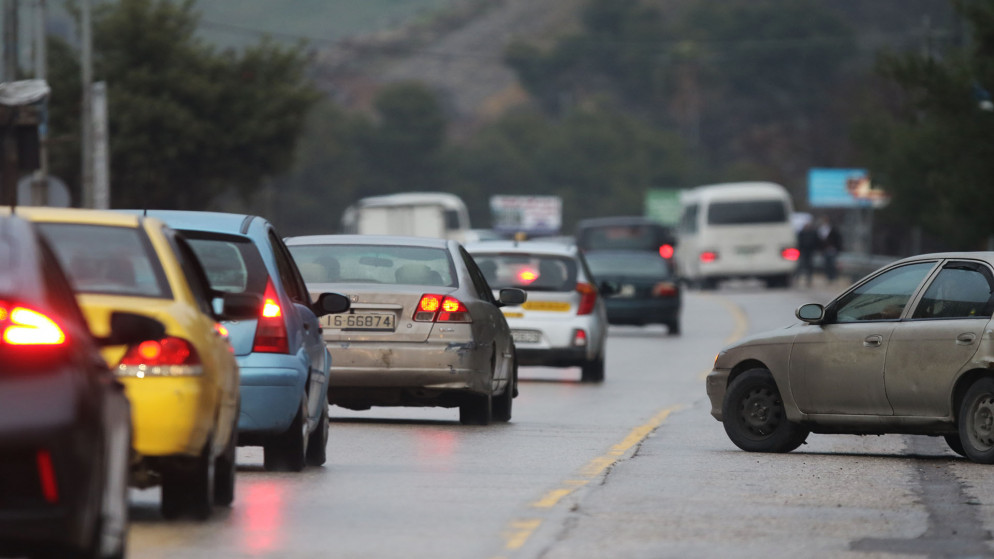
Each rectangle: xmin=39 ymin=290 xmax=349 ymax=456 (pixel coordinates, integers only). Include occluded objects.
xmin=707 ymin=201 xmax=787 ymax=225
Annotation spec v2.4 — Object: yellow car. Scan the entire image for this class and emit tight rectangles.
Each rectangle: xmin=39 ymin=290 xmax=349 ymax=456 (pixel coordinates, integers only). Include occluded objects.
xmin=6 ymin=207 xmax=256 ymax=520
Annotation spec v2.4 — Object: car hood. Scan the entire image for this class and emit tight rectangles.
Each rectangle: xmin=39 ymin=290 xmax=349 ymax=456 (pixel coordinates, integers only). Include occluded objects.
xmin=721 ymin=322 xmax=802 ymax=354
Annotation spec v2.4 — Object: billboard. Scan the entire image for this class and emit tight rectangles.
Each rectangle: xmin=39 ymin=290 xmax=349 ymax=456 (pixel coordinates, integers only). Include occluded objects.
xmin=808 ymin=168 xmax=890 ymax=208
xmin=490 ymin=195 xmax=562 ymax=235
xmin=644 ymin=188 xmax=684 ymax=225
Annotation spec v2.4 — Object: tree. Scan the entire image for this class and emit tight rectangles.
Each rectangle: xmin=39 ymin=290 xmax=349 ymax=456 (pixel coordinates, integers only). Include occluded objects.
xmin=49 ymin=0 xmax=319 ymax=209
xmin=855 ymin=0 xmax=994 ymax=249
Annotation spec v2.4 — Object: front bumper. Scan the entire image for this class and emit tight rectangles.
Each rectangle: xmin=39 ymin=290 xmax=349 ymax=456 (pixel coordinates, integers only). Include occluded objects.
xmin=705 ymin=368 xmax=731 ymax=421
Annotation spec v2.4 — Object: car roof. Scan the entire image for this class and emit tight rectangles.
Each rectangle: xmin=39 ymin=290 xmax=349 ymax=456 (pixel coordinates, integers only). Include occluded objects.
xmin=285 ymin=234 xmax=452 ymax=249
xmin=3 ymin=206 xmax=143 ymax=227
xmin=892 ymin=252 xmax=994 ymax=266
xmin=118 ymin=209 xmax=260 ymax=235
xmin=575 ymin=216 xmax=670 ymax=228
xmin=464 ymin=240 xmax=578 ymax=256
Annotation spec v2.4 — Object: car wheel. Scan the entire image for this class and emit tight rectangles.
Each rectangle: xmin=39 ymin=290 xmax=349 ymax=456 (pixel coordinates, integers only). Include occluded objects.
xmin=944 ymin=434 xmax=966 ymax=457
xmin=459 ymin=393 xmax=492 ymax=425
xmin=958 ymin=377 xmax=994 ymax=463
xmin=667 ymin=319 xmax=681 ymax=336
xmin=161 ymin=442 xmax=215 ymax=520
xmin=492 ymin=358 xmax=515 ymax=423
xmin=213 ymin=428 xmax=237 ymax=507
xmin=264 ymin=402 xmax=307 ymax=472
xmin=722 ymin=368 xmax=808 ymax=453
xmin=581 ymin=355 xmax=605 ymax=383
xmin=305 ymin=403 xmax=329 ymax=467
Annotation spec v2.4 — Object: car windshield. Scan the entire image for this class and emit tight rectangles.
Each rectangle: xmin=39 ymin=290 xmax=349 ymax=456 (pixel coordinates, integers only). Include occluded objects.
xmin=707 ymin=200 xmax=787 ymax=225
xmin=37 ymin=223 xmax=170 ymax=298
xmin=181 ymin=232 xmax=269 ymax=296
xmin=584 ymin=252 xmax=672 ymax=278
xmin=471 ymin=253 xmax=577 ymax=291
xmin=288 ymin=244 xmax=455 ymax=287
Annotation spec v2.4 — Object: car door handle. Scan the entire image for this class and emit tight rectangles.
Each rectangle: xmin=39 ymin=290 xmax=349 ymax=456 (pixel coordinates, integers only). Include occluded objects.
xmin=863 ymin=335 xmax=883 ymax=347
xmin=957 ymin=333 xmax=977 ymax=345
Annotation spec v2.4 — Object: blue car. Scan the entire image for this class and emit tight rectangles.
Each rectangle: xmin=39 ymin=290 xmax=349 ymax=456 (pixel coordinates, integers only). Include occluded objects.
xmin=126 ymin=210 xmax=349 ymax=471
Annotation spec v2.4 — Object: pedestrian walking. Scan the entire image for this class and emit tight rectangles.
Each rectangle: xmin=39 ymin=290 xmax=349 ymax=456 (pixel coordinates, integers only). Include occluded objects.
xmin=818 ymin=216 xmax=842 ymax=282
xmin=796 ymin=220 xmax=820 ymax=287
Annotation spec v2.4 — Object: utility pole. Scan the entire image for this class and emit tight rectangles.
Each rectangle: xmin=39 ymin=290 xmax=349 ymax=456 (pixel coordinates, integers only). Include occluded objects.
xmin=80 ymin=0 xmax=93 ymax=208
xmin=3 ymin=0 xmax=17 ymax=82
xmin=2 ymin=0 xmax=20 ymax=207
xmin=31 ymin=0 xmax=48 ymax=205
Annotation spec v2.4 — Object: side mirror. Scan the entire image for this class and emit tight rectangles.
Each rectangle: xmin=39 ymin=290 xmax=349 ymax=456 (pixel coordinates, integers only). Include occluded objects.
xmin=314 ymin=292 xmax=351 ymax=316
xmin=102 ymin=312 xmax=166 ymax=346
xmin=497 ymin=288 xmax=527 ymax=307
xmin=218 ymin=292 xmax=263 ymax=320
xmin=796 ymin=303 xmax=825 ymax=323
xmin=599 ymin=280 xmax=619 ymax=296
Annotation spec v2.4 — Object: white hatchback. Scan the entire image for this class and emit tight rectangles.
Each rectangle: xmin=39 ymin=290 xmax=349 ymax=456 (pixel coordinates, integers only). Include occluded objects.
xmin=466 ymin=240 xmax=609 ymax=382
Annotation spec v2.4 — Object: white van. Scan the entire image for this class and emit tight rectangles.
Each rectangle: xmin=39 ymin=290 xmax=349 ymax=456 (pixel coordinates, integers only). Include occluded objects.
xmin=340 ymin=192 xmax=471 ymax=242
xmin=675 ymin=182 xmax=798 ymax=288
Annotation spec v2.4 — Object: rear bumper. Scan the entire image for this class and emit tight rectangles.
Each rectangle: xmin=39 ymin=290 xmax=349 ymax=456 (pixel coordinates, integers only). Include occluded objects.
xmin=236 ymin=353 xmax=309 ymax=436
xmin=604 ymin=297 xmax=681 ymax=325
xmin=327 ymin=340 xmax=493 ymax=408
xmin=121 ymin=376 xmax=213 ymax=457
xmin=515 ymin=346 xmax=587 ymax=367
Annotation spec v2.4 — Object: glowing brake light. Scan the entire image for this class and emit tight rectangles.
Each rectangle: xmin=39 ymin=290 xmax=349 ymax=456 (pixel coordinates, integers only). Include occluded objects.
xmin=518 ymin=269 xmax=538 ymax=284
xmin=118 ymin=336 xmax=203 ymax=377
xmin=658 ymin=244 xmax=675 ymax=259
xmin=414 ymin=294 xmax=472 ymax=323
xmin=253 ymin=278 xmax=289 ymax=354
xmin=781 ymin=247 xmax=800 ymax=261
xmin=0 ymin=303 xmax=66 ymax=346
xmin=700 ymin=251 xmax=718 ymax=263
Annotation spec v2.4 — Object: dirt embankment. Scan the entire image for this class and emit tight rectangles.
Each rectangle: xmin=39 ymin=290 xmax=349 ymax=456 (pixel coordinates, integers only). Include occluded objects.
xmin=313 ymin=0 xmax=583 ymax=132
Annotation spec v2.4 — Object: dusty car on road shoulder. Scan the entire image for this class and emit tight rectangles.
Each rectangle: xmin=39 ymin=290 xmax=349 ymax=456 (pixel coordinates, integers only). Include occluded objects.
xmin=707 ymin=252 xmax=994 ymax=464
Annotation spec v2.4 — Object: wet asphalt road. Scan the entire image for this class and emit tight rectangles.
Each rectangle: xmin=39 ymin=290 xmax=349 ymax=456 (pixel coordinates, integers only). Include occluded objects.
xmin=126 ymin=281 xmax=994 ymax=559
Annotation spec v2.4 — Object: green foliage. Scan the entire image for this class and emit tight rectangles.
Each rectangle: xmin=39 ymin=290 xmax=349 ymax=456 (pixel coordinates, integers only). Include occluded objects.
xmin=855 ymin=0 xmax=994 ymax=249
xmin=48 ymin=0 xmax=319 ymax=209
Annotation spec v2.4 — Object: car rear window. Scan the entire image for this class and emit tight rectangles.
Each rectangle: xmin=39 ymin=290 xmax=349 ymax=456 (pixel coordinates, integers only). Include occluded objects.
xmin=181 ymin=232 xmax=269 ymax=296
xmin=577 ymin=223 xmax=673 ymax=252
xmin=584 ymin=253 xmax=672 ymax=278
xmin=471 ymin=253 xmax=577 ymax=291
xmin=37 ymin=223 xmax=170 ymax=298
xmin=707 ymin=200 xmax=787 ymax=225
xmin=288 ymin=244 xmax=455 ymax=287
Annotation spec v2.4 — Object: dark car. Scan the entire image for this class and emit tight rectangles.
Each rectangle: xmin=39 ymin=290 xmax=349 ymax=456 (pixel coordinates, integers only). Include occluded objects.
xmin=0 ymin=215 xmax=163 ymax=558
xmin=575 ymin=216 xmax=678 ymax=263
xmin=584 ymin=250 xmax=683 ymax=335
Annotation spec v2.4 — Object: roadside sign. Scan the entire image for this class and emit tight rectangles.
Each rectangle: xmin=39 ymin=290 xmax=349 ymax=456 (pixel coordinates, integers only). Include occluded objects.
xmin=808 ymin=168 xmax=890 ymax=208
xmin=645 ymin=188 xmax=683 ymax=225
xmin=490 ymin=195 xmax=562 ymax=235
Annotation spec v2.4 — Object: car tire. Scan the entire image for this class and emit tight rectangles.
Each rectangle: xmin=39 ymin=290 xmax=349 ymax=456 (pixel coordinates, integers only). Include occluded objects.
xmin=161 ymin=442 xmax=215 ymax=520
xmin=305 ymin=403 xmax=329 ymax=467
xmin=492 ymin=358 xmax=515 ymax=423
xmin=722 ymin=368 xmax=808 ymax=453
xmin=213 ymin=427 xmax=237 ymax=507
xmin=459 ymin=393 xmax=492 ymax=425
xmin=581 ymin=355 xmax=605 ymax=383
xmin=958 ymin=377 xmax=994 ymax=463
xmin=667 ymin=319 xmax=681 ymax=336
xmin=264 ymin=402 xmax=307 ymax=472
xmin=944 ymin=434 xmax=966 ymax=457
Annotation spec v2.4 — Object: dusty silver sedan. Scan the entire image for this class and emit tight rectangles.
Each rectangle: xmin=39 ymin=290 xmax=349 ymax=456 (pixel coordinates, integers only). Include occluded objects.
xmin=285 ymin=235 xmax=526 ymax=425
xmin=707 ymin=252 xmax=994 ymax=463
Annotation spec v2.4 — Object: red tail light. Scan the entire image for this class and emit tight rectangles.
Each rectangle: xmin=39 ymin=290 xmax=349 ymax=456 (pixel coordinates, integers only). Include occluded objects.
xmin=652 ymin=282 xmax=679 ymax=297
xmin=414 ymin=294 xmax=472 ymax=323
xmin=253 ymin=279 xmax=289 ymax=353
xmin=36 ymin=450 xmax=59 ymax=504
xmin=658 ymin=244 xmax=675 ymax=259
xmin=700 ymin=251 xmax=718 ymax=263
xmin=576 ymin=282 xmax=598 ymax=316
xmin=0 ymin=302 xmax=66 ymax=346
xmin=118 ymin=336 xmax=203 ymax=377
xmin=781 ymin=247 xmax=800 ymax=261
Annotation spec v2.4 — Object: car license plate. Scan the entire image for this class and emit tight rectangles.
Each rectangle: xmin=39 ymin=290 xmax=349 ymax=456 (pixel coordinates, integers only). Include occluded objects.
xmin=511 ymin=330 xmax=541 ymax=343
xmin=324 ymin=313 xmax=396 ymax=331
xmin=522 ymin=301 xmax=570 ymax=312
xmin=618 ymin=284 xmax=636 ymax=297
xmin=735 ymin=245 xmax=762 ymax=255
